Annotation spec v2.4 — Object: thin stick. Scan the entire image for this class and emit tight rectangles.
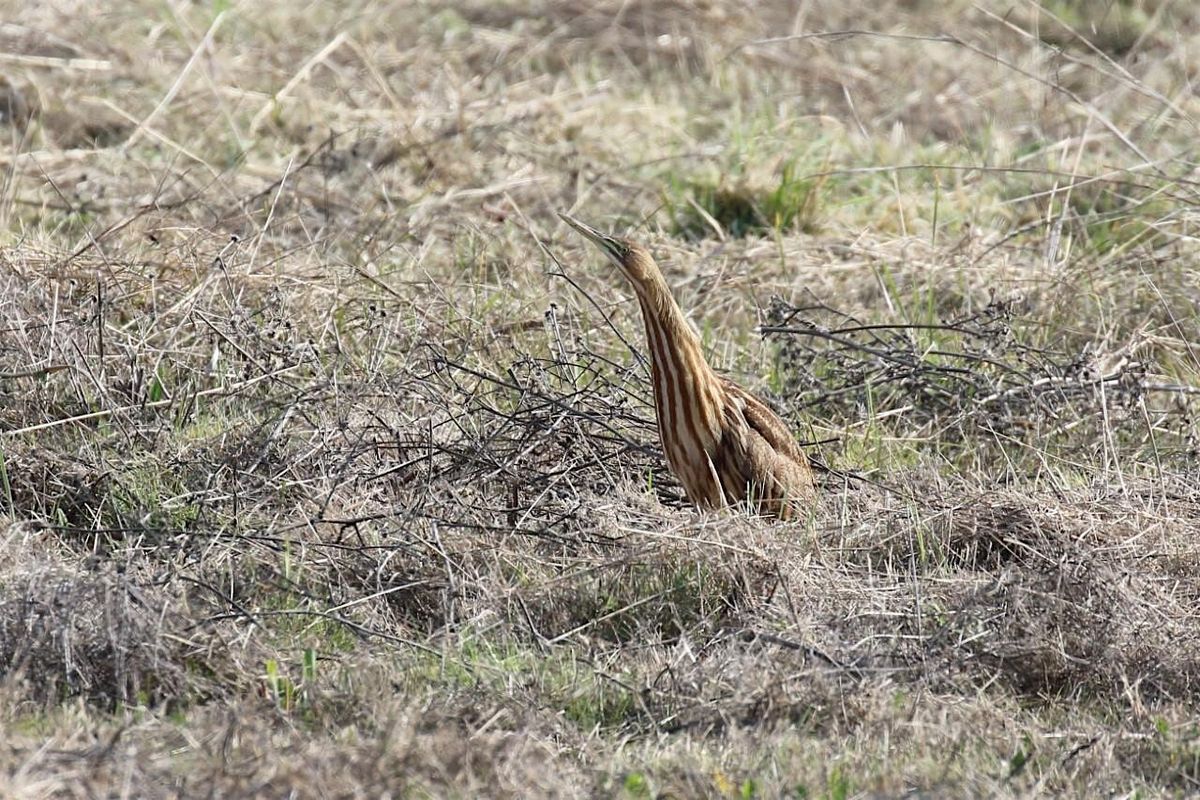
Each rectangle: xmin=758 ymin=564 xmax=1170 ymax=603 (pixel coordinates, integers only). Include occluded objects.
xmin=249 ymin=31 xmax=349 ymax=132
xmin=3 ymin=363 xmax=301 ymax=437
xmin=125 ymin=10 xmax=227 ymax=148
xmin=0 ymin=52 xmax=111 ymax=71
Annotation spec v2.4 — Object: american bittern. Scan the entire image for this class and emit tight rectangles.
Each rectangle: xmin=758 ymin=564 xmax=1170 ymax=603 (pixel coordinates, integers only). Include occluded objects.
xmin=560 ymin=213 xmax=817 ymax=519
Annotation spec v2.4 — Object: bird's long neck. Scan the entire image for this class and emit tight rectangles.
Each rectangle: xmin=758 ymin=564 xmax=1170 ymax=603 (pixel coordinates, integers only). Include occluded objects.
xmin=627 ymin=265 xmax=725 ymax=457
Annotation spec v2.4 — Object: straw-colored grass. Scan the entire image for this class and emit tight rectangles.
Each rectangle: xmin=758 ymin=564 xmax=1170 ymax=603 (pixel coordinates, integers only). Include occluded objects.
xmin=1 ymin=0 xmax=1199 ymax=796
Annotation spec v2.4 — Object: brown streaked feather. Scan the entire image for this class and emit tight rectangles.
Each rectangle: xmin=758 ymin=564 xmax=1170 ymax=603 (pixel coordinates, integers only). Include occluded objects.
xmin=559 ymin=212 xmax=818 ymax=519
xmin=723 ymin=380 xmax=814 ymax=472
xmin=711 ymin=384 xmax=817 ymax=518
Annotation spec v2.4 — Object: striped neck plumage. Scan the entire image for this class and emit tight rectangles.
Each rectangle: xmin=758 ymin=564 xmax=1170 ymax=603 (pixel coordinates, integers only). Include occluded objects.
xmin=555 ymin=212 xmax=724 ymax=440
xmin=623 ymin=250 xmax=725 ymax=447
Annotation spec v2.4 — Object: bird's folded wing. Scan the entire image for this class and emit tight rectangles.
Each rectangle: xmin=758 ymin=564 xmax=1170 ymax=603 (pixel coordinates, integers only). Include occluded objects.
xmin=721 ymin=380 xmax=806 ymax=464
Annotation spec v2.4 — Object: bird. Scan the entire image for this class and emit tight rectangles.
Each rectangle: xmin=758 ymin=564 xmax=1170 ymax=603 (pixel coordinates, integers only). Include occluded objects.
xmin=559 ymin=213 xmax=817 ymax=519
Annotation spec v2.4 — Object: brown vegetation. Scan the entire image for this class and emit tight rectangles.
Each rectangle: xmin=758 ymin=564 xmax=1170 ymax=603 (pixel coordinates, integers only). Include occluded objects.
xmin=1 ymin=0 xmax=1199 ymax=796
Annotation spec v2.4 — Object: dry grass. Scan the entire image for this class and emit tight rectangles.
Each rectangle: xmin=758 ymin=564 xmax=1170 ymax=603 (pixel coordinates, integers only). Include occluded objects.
xmin=2 ymin=0 xmax=1200 ymax=797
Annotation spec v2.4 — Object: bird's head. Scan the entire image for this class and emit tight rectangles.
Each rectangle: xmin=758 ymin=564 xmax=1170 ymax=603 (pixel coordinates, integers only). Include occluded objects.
xmin=559 ymin=213 xmax=658 ymax=290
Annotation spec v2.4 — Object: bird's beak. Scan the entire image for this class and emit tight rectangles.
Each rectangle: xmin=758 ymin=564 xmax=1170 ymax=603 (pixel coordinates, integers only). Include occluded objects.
xmin=558 ymin=212 xmax=625 ymax=268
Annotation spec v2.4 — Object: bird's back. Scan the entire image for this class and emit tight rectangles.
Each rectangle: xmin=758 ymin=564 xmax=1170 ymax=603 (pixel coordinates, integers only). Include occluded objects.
xmin=709 ymin=378 xmax=817 ymax=519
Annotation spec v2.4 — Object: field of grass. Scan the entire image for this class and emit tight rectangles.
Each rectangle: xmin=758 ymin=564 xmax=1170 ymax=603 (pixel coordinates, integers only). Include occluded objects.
xmin=2 ymin=0 xmax=1199 ymax=796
